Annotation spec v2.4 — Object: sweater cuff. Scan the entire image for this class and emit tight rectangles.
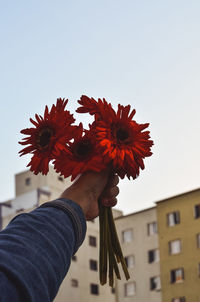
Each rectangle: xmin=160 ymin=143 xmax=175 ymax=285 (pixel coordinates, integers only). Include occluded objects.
xmin=39 ymin=198 xmax=87 ymax=253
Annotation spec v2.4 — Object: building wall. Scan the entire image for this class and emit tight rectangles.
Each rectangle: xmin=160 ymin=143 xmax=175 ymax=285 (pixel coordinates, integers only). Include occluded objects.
xmin=15 ymin=165 xmax=71 ymax=200
xmin=1 ymin=190 xmax=38 ymax=229
xmin=115 ymin=207 xmax=161 ymax=302
xmin=54 ymin=217 xmax=118 ymax=302
xmin=0 ymin=189 xmax=52 ymax=230
xmin=157 ymin=189 xmax=200 ymax=302
xmin=2 ymin=168 xmax=200 ymax=301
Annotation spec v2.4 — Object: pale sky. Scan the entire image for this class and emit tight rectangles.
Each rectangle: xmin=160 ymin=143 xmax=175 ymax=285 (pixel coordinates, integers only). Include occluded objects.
xmin=0 ymin=0 xmax=200 ymax=214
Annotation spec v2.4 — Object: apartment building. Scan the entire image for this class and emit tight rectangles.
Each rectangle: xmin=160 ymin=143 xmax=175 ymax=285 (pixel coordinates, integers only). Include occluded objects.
xmin=115 ymin=207 xmax=161 ymax=302
xmin=0 ymin=166 xmax=70 ymax=229
xmin=14 ymin=165 xmax=71 ymax=200
xmin=1 ymin=168 xmax=199 ymax=301
xmin=156 ymin=188 xmax=200 ymax=302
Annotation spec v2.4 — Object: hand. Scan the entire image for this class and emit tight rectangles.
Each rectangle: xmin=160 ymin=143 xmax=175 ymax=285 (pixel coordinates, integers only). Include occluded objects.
xmin=60 ymin=170 xmax=119 ymax=220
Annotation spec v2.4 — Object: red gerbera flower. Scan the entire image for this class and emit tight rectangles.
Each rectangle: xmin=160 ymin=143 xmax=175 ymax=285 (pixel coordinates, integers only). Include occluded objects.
xmin=19 ymin=98 xmax=76 ymax=175
xmin=53 ymin=123 xmax=106 ymax=181
xmin=77 ymin=95 xmax=153 ymax=179
xmin=77 ymin=95 xmax=115 ymax=122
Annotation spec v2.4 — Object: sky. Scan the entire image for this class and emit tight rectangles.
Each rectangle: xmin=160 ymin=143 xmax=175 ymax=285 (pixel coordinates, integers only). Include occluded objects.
xmin=0 ymin=0 xmax=200 ymax=214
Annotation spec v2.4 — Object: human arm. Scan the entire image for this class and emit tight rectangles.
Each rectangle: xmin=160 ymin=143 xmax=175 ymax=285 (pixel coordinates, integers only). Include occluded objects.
xmin=0 ymin=171 xmax=119 ymax=302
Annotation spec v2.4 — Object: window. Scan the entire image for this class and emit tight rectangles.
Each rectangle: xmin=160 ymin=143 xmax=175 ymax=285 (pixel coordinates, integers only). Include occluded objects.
xmin=172 ymin=297 xmax=186 ymax=302
xmin=194 ymin=204 xmax=200 ymax=219
xmin=169 ymin=239 xmax=181 ymax=255
xmin=71 ymin=279 xmax=78 ymax=287
xmin=90 ymin=284 xmax=99 ymax=295
xmin=148 ymin=249 xmax=159 ymax=263
xmin=90 ymin=259 xmax=98 ymax=271
xmin=125 ymin=255 xmax=135 ymax=268
xmin=147 ymin=222 xmax=157 ymax=236
xmin=197 ymin=233 xmax=200 ymax=248
xmin=72 ymin=255 xmax=77 ymax=261
xmin=58 ymin=176 xmax=64 ymax=182
xmin=25 ymin=177 xmax=31 ymax=186
xmin=111 ymin=287 xmax=115 ymax=294
xmin=170 ymin=268 xmax=184 ymax=283
xmin=150 ymin=276 xmax=161 ymax=291
xmin=122 ymin=229 xmax=133 ymax=243
xmin=89 ymin=236 xmax=97 ymax=247
xmin=124 ymin=282 xmax=136 ymax=296
xmin=167 ymin=211 xmax=180 ymax=226
xmin=16 ymin=208 xmax=25 ymax=213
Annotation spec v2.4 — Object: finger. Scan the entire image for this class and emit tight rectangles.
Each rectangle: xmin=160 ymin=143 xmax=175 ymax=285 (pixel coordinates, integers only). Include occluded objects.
xmin=101 ymin=186 xmax=119 ymax=207
xmin=101 ymin=197 xmax=118 ymax=207
xmin=107 ymin=174 xmax=119 ymax=188
xmin=104 ymin=186 xmax=120 ymax=199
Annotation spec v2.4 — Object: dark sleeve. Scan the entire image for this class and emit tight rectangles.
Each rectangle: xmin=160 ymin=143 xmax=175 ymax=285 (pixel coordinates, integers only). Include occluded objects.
xmin=0 ymin=198 xmax=87 ymax=302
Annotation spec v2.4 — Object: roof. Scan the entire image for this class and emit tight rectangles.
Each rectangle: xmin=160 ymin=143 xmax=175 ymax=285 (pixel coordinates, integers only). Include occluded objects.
xmin=115 ymin=188 xmax=200 ymax=220
xmin=155 ymin=187 xmax=200 ymax=204
xmin=115 ymin=206 xmax=156 ymax=220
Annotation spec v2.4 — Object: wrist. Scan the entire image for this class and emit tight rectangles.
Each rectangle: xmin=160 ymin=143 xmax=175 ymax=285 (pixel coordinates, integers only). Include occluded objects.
xmin=60 ymin=186 xmax=89 ymax=216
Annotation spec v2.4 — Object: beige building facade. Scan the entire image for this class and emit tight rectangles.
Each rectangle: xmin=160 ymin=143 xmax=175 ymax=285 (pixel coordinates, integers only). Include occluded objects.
xmin=115 ymin=207 xmax=161 ymax=302
xmin=0 ymin=166 xmax=70 ymax=229
xmin=157 ymin=188 xmax=200 ymax=302
xmin=55 ymin=216 xmax=119 ymax=302
xmin=2 ymin=168 xmax=199 ymax=301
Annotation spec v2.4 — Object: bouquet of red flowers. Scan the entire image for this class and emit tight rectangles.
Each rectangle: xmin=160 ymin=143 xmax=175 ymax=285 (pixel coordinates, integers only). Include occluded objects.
xmin=19 ymin=96 xmax=153 ymax=286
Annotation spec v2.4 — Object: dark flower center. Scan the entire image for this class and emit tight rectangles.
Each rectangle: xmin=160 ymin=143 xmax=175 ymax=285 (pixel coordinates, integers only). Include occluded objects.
xmin=73 ymin=139 xmax=93 ymax=159
xmin=116 ymin=128 xmax=129 ymax=142
xmin=37 ymin=127 xmax=54 ymax=149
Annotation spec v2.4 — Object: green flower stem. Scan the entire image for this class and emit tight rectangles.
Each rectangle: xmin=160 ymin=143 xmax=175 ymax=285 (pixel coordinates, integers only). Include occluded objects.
xmin=107 ymin=208 xmax=130 ymax=280
xmin=99 ymin=202 xmax=108 ymax=285
xmin=99 ymin=203 xmax=130 ymax=286
xmin=107 ymin=221 xmax=121 ymax=286
xmin=108 ymin=241 xmax=114 ymax=287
